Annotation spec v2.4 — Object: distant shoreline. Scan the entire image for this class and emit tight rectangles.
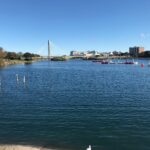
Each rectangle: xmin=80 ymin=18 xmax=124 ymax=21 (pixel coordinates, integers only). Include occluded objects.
xmin=1 ymin=56 xmax=150 ymax=67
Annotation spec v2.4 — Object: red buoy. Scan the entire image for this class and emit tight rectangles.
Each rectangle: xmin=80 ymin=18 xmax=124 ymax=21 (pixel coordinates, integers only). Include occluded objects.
xmin=141 ymin=63 xmax=144 ymax=67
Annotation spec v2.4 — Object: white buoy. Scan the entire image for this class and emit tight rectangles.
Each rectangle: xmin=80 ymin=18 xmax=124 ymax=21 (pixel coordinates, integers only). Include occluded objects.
xmin=23 ymin=75 xmax=26 ymax=83
xmin=86 ymin=145 xmax=91 ymax=150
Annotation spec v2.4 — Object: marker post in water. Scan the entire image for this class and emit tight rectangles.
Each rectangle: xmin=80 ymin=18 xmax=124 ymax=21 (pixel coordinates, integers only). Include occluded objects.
xmin=23 ymin=75 xmax=26 ymax=84
xmin=86 ymin=145 xmax=91 ymax=150
xmin=0 ymin=77 xmax=1 ymax=92
xmin=16 ymin=74 xmax=19 ymax=83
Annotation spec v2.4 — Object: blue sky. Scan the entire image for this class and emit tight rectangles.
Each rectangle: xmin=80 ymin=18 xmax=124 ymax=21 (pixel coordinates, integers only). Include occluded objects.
xmin=0 ymin=0 xmax=150 ymax=55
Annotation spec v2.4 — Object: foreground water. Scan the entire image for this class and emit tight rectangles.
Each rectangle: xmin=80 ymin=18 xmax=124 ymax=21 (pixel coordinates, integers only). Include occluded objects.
xmin=0 ymin=59 xmax=150 ymax=150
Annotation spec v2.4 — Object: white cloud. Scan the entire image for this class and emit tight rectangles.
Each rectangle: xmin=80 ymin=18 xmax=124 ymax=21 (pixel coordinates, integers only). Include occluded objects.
xmin=140 ymin=32 xmax=150 ymax=39
xmin=140 ymin=33 xmax=146 ymax=38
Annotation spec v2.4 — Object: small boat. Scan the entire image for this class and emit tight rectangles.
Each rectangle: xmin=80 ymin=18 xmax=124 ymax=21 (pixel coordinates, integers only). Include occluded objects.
xmin=101 ymin=61 xmax=109 ymax=64
xmin=93 ymin=59 xmax=109 ymax=64
xmin=117 ymin=62 xmax=124 ymax=64
xmin=124 ymin=61 xmax=134 ymax=64
xmin=109 ymin=60 xmax=116 ymax=64
xmin=133 ymin=61 xmax=139 ymax=65
xmin=133 ymin=59 xmax=138 ymax=65
xmin=101 ymin=60 xmax=109 ymax=64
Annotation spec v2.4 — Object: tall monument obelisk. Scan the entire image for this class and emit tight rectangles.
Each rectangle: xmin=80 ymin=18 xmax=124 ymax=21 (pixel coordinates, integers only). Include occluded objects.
xmin=48 ymin=40 xmax=51 ymax=60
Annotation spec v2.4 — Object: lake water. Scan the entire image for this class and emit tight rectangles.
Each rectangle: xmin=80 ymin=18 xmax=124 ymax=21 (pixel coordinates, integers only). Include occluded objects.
xmin=0 ymin=59 xmax=150 ymax=150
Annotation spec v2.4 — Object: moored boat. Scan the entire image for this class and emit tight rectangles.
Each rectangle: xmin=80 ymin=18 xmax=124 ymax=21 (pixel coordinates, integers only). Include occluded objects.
xmin=124 ymin=61 xmax=134 ymax=64
xmin=101 ymin=61 xmax=109 ymax=64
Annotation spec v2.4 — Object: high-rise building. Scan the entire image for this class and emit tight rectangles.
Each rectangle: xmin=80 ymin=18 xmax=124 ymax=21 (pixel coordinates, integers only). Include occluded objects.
xmin=129 ymin=46 xmax=144 ymax=57
xmin=70 ymin=51 xmax=84 ymax=56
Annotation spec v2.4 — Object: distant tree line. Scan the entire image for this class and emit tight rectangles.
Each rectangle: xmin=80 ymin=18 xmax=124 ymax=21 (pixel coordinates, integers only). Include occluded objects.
xmin=138 ymin=51 xmax=150 ymax=58
xmin=0 ymin=47 xmax=40 ymax=60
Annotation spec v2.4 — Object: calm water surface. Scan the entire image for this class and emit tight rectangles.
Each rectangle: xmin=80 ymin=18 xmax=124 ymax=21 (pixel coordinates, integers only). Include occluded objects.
xmin=0 ymin=60 xmax=150 ymax=150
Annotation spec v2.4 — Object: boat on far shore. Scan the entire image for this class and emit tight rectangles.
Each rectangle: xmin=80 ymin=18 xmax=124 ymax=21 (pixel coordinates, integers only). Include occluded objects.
xmin=124 ymin=61 xmax=134 ymax=64
xmin=101 ymin=61 xmax=109 ymax=64
xmin=92 ymin=58 xmax=140 ymax=65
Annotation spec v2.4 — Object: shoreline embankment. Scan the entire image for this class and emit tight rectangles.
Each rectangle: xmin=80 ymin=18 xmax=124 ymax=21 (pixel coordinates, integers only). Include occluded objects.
xmin=0 ymin=58 xmax=41 ymax=67
xmin=0 ymin=145 xmax=49 ymax=150
xmin=0 ymin=59 xmax=25 ymax=67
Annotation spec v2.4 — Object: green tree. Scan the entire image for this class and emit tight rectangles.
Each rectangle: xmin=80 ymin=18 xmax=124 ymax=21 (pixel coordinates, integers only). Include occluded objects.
xmin=23 ymin=52 xmax=33 ymax=60
xmin=5 ymin=52 xmax=17 ymax=60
